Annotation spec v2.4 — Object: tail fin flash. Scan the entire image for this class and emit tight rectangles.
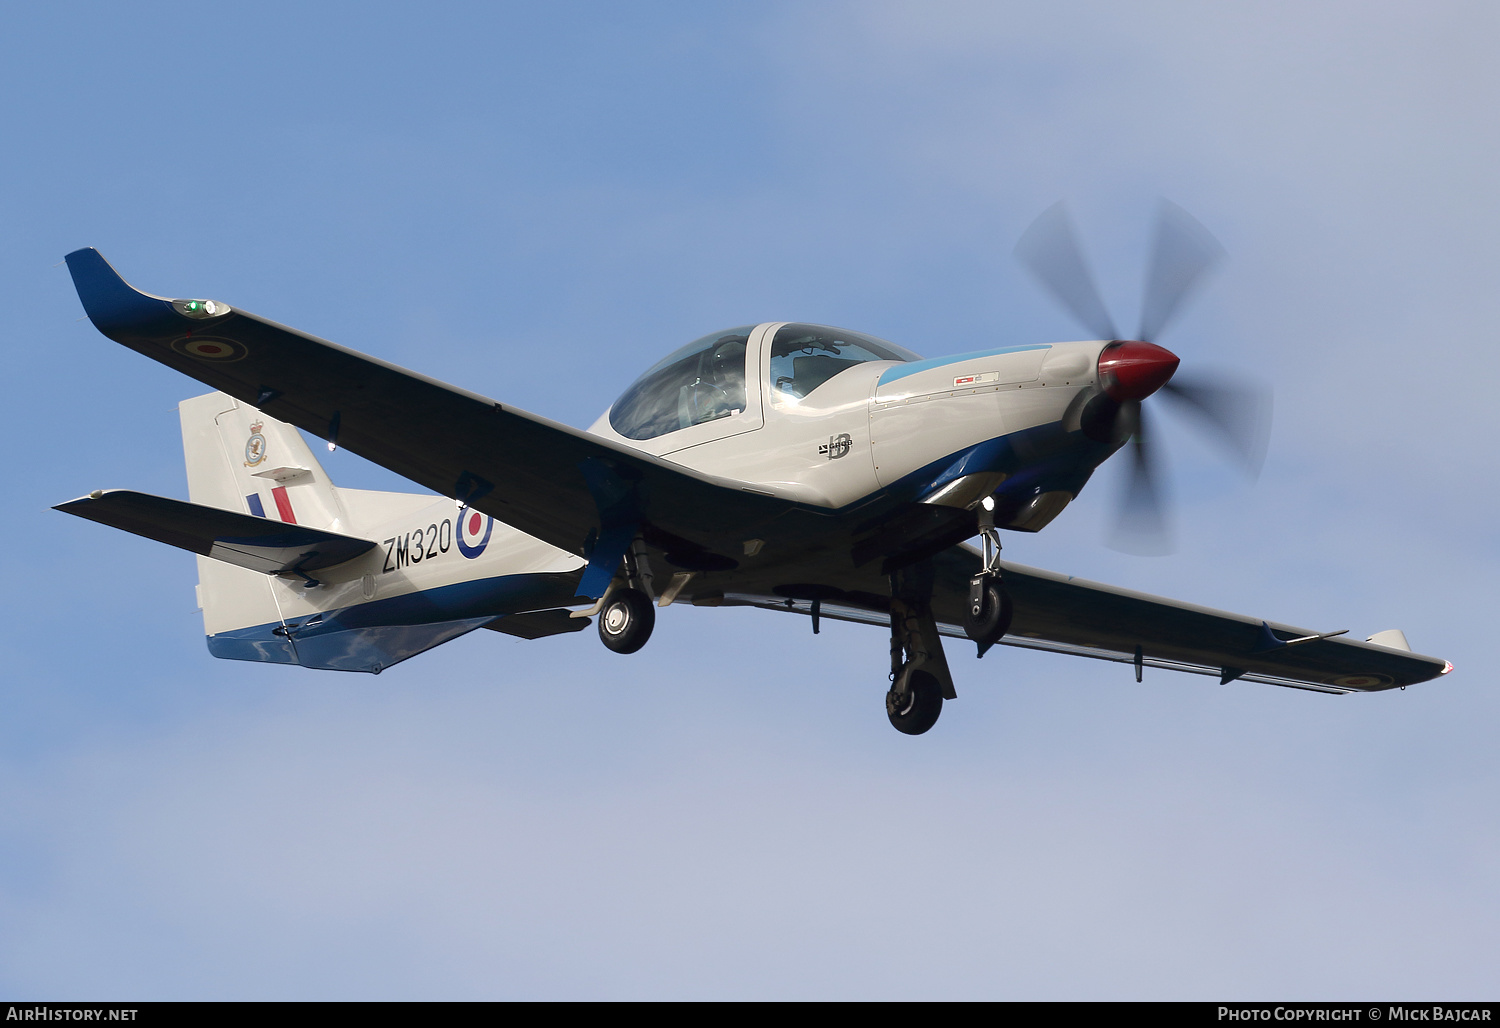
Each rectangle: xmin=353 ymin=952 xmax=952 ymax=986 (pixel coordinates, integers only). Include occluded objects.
xmin=181 ymin=391 xmax=346 ymax=531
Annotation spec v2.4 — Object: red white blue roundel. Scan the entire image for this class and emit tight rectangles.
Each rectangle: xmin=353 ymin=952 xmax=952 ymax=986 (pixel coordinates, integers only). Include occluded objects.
xmin=456 ymin=506 xmax=493 ymax=558
xmin=170 ymin=335 xmax=247 ymax=362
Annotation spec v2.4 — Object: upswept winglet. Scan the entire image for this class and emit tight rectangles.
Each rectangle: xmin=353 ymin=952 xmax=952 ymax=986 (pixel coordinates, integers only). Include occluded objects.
xmin=65 ymin=248 xmax=176 ymax=333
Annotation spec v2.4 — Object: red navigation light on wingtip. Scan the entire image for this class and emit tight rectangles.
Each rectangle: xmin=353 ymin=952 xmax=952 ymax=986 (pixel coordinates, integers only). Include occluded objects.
xmin=1099 ymin=340 xmax=1180 ymax=401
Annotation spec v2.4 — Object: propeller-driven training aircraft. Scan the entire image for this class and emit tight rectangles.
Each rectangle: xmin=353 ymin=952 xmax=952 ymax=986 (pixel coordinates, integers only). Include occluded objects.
xmin=56 ymin=204 xmax=1451 ymax=734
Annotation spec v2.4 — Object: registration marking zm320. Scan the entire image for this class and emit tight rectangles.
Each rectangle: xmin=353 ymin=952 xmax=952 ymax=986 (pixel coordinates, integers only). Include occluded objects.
xmin=382 ymin=520 xmax=454 ymax=573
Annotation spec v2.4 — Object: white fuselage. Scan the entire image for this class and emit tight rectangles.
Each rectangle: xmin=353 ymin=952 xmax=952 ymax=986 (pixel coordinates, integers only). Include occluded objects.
xmin=588 ymin=325 xmax=1106 ymax=511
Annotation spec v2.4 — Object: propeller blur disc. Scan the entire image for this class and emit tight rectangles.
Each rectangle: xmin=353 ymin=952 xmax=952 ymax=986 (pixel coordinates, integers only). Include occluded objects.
xmin=1014 ymin=200 xmax=1268 ymax=555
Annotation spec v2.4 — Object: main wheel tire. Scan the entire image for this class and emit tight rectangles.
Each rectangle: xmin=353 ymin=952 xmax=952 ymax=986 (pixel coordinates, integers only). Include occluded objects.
xmin=886 ymin=669 xmax=944 ymax=735
xmin=598 ymin=587 xmax=655 ymax=654
xmin=963 ymin=579 xmax=1014 ymax=646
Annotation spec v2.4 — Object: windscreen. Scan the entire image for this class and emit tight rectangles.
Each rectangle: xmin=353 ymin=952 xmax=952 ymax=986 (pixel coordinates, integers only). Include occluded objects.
xmin=769 ymin=323 xmax=920 ymax=401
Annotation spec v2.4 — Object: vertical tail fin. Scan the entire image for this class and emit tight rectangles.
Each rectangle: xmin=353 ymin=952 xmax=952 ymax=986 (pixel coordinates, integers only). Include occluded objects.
xmin=180 ymin=391 xmax=347 ymax=530
xmin=179 ymin=391 xmax=348 ymax=658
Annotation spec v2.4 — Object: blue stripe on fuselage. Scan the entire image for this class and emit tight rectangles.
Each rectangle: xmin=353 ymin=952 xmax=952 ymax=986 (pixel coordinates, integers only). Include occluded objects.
xmin=877 ymin=344 xmax=1052 ymax=386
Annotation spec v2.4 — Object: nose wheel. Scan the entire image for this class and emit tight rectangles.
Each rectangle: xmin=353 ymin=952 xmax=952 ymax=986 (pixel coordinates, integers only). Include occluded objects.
xmin=598 ymin=587 xmax=655 ymax=654
xmin=965 ymin=577 xmax=1013 ymax=657
xmin=964 ymin=501 xmax=1013 ymax=657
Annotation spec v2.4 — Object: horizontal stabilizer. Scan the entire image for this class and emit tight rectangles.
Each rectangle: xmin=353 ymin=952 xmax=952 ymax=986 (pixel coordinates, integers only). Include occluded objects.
xmin=55 ymin=489 xmax=375 ymax=576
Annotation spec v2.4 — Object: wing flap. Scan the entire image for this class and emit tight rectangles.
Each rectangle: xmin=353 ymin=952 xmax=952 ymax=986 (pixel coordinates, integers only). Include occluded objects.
xmin=55 ymin=489 xmax=375 ymax=575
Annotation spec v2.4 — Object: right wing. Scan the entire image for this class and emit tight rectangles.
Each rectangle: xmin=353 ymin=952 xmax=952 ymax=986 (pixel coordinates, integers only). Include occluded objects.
xmin=734 ymin=545 xmax=1450 ymax=693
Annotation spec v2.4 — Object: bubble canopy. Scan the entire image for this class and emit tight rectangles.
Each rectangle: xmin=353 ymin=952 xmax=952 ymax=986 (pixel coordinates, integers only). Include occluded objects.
xmin=609 ymin=324 xmax=919 ymax=441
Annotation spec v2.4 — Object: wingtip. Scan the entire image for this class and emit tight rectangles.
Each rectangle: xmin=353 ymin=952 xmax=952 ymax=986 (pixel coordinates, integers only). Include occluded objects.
xmin=53 ymin=489 xmax=113 ymax=513
xmin=64 ymin=248 xmax=173 ymax=334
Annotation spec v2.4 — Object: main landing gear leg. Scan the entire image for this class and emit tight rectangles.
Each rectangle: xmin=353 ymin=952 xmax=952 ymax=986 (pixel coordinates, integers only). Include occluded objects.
xmin=885 ymin=561 xmax=956 ymax=736
xmin=964 ymin=500 xmax=1013 ymax=659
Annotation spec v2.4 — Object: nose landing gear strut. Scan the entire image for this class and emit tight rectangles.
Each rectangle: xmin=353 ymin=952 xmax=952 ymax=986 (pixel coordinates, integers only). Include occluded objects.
xmin=964 ymin=498 xmax=1013 ymax=658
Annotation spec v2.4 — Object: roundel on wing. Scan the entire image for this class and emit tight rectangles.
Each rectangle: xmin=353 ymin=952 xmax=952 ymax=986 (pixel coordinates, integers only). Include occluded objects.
xmin=171 ymin=335 xmax=247 ymax=362
xmin=1332 ymin=673 xmax=1391 ymax=688
xmin=456 ymin=506 xmax=493 ymax=558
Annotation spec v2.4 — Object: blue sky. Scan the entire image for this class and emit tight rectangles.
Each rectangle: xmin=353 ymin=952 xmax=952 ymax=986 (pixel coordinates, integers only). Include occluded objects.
xmin=2 ymin=1 xmax=1497 ymax=999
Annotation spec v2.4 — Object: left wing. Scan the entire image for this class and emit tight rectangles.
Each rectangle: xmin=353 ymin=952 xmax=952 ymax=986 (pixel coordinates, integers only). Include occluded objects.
xmin=64 ymin=249 xmax=795 ymax=570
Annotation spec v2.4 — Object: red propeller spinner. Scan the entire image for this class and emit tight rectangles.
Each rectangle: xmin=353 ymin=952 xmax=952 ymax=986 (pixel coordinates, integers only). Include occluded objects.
xmin=1098 ymin=340 xmax=1180 ymax=401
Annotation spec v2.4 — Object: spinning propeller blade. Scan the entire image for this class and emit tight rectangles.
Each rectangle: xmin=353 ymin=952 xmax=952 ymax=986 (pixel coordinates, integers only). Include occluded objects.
xmin=1013 ymin=201 xmax=1269 ymax=554
xmin=1110 ymin=402 xmax=1174 ymax=555
xmin=1160 ymin=375 xmax=1272 ymax=477
xmin=1014 ymin=201 xmax=1119 ymax=341
xmin=1137 ymin=200 xmax=1226 ymax=343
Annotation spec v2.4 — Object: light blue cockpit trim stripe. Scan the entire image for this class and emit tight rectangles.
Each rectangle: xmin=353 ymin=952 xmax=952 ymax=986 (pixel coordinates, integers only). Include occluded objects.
xmin=877 ymin=344 xmax=1052 ymax=386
